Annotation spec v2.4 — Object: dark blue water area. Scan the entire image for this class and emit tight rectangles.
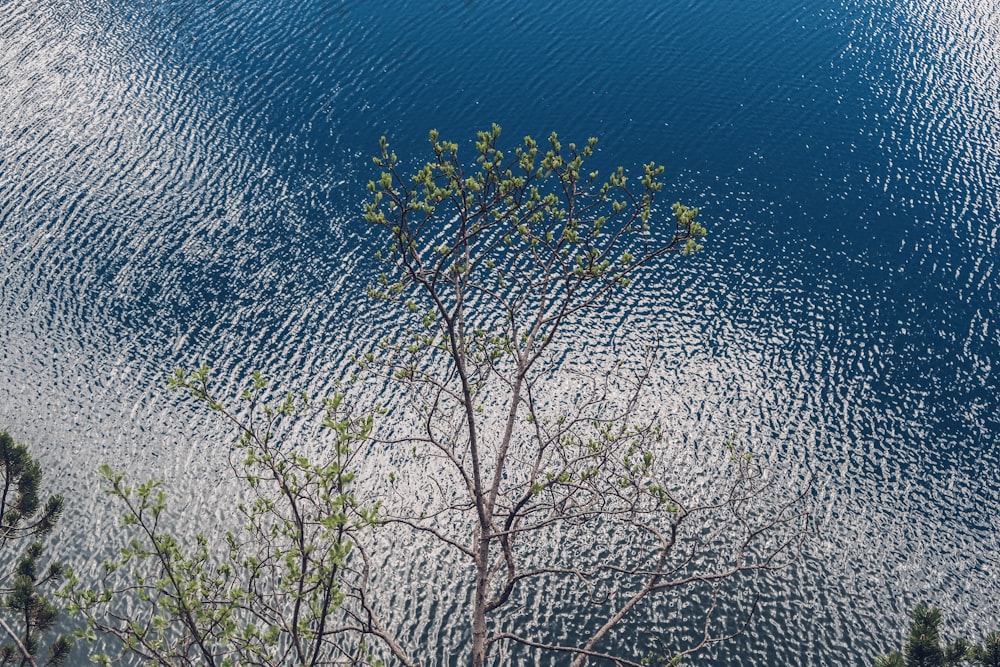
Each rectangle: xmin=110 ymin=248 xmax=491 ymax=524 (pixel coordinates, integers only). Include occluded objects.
xmin=1 ymin=0 xmax=998 ymax=664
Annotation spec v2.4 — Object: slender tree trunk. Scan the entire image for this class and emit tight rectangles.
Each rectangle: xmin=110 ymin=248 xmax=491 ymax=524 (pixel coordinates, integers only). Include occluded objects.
xmin=471 ymin=477 xmax=492 ymax=667
xmin=472 ymin=526 xmax=491 ymax=667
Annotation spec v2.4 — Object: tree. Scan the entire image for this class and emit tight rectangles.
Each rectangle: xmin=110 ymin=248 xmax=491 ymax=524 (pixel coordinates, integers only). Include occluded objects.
xmin=905 ymin=604 xmax=946 ymax=667
xmin=62 ymin=375 xmax=396 ymax=666
xmin=65 ymin=126 xmax=812 ymax=666
xmin=875 ymin=604 xmax=1000 ymax=667
xmin=359 ymin=125 xmax=812 ymax=665
xmin=973 ymin=632 xmax=1000 ymax=667
xmin=947 ymin=640 xmax=974 ymax=667
xmin=0 ymin=431 xmax=70 ymax=667
xmin=877 ymin=652 xmax=906 ymax=667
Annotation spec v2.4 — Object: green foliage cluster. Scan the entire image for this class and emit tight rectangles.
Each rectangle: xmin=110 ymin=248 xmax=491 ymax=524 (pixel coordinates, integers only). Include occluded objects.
xmin=877 ymin=604 xmax=1000 ymax=667
xmin=363 ymin=124 xmax=705 ymax=309
xmin=61 ymin=367 xmax=387 ymax=666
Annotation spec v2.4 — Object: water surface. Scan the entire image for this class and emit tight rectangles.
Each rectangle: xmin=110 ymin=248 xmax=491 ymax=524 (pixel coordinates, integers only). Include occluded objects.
xmin=1 ymin=0 xmax=998 ymax=663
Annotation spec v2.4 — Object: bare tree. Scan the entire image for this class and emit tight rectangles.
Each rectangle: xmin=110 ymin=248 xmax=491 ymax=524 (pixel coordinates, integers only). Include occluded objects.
xmin=360 ymin=125 xmax=813 ymax=666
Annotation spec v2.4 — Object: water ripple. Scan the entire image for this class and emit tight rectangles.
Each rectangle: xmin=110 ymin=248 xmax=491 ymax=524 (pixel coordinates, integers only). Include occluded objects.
xmin=2 ymin=0 xmax=999 ymax=663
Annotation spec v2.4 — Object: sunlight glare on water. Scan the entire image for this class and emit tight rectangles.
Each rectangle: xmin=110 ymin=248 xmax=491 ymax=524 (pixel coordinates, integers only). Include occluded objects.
xmin=1 ymin=0 xmax=998 ymax=663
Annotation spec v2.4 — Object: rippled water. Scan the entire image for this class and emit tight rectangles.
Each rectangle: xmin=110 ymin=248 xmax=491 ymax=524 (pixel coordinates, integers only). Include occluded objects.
xmin=1 ymin=0 xmax=998 ymax=664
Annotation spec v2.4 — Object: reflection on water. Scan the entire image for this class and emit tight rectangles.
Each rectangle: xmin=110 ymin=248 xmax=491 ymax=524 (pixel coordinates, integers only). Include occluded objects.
xmin=1 ymin=0 xmax=998 ymax=663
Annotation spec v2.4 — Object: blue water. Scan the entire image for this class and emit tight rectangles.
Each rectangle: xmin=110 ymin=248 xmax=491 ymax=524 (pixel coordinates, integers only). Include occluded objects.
xmin=1 ymin=0 xmax=998 ymax=664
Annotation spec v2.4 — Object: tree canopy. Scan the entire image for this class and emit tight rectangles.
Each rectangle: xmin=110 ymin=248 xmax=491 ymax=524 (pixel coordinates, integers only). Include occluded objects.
xmin=876 ymin=604 xmax=1000 ymax=667
xmin=0 ymin=431 xmax=70 ymax=667
xmin=6 ymin=126 xmax=815 ymax=666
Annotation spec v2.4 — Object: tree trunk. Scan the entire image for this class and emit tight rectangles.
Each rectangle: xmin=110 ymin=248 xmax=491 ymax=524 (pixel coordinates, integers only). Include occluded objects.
xmin=472 ymin=528 xmax=490 ymax=667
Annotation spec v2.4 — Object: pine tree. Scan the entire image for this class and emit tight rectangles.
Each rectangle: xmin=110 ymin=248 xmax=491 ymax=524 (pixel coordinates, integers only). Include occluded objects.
xmin=877 ymin=651 xmax=906 ymax=667
xmin=875 ymin=604 xmax=999 ymax=667
xmin=974 ymin=632 xmax=1000 ymax=667
xmin=0 ymin=431 xmax=70 ymax=667
xmin=905 ymin=604 xmax=946 ymax=667
xmin=945 ymin=639 xmax=972 ymax=667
